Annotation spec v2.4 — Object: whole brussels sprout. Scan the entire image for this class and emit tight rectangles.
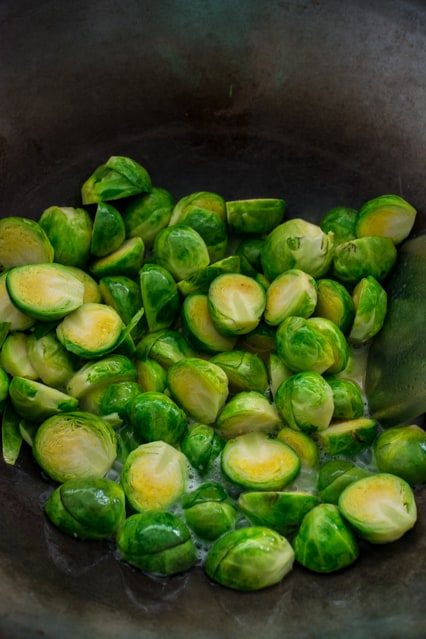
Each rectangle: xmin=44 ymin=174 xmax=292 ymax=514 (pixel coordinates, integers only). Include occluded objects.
xmin=332 ymin=236 xmax=397 ymax=284
xmin=129 ymin=391 xmax=188 ymax=445
xmin=204 ymin=526 xmax=295 ymax=591
xmin=153 ymin=225 xmax=210 ymax=281
xmin=373 ymin=425 xmax=426 ymax=485
xmin=45 ymin=477 xmax=126 ymax=540
xmin=275 ymin=371 xmax=334 ymax=434
xmin=275 ymin=316 xmax=335 ymax=374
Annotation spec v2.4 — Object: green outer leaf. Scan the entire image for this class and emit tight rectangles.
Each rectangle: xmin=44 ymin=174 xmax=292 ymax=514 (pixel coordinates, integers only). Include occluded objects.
xmin=2 ymin=402 xmax=23 ymax=465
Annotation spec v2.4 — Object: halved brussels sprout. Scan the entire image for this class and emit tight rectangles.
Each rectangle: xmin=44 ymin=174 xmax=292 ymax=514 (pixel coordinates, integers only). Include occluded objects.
xmin=216 ymin=391 xmax=282 ymax=439
xmin=208 ymin=273 xmax=266 ymax=336
xmin=65 ymin=266 xmax=102 ymax=303
xmin=139 ymin=263 xmax=180 ymax=332
xmin=275 ymin=316 xmax=335 ymax=374
xmin=1 ymin=402 xmax=23 ymax=465
xmin=0 ymin=332 xmax=39 ymax=379
xmin=268 ymin=352 xmax=293 ymax=399
xmin=275 ymin=371 xmax=334 ymax=434
xmin=261 ymin=218 xmax=334 ymax=281
xmin=99 ymin=380 xmax=141 ymax=423
xmin=355 ymin=194 xmax=417 ymax=245
xmin=81 ymin=155 xmax=152 ymax=204
xmin=170 ymin=191 xmax=226 ymax=224
xmin=0 ymin=272 xmax=36 ymax=332
xmin=180 ymin=423 xmax=225 ymax=474
xmin=167 ymin=357 xmax=229 ymax=424
xmin=45 ymin=477 xmax=126 ymax=540
xmin=348 ymin=275 xmax=387 ymax=345
xmin=320 ymin=206 xmax=358 ymax=246
xmin=0 ymin=217 xmax=54 ymax=270
xmin=8 ymin=377 xmax=79 ymax=422
xmin=332 ymin=236 xmax=397 ymax=284
xmin=153 ymin=225 xmax=210 ymax=281
xmin=135 ymin=357 xmax=167 ymax=393
xmin=204 ymin=526 xmax=295 ymax=591
xmin=90 ymin=202 xmax=126 ymax=257
xmin=316 ymin=417 xmax=378 ymax=456
xmin=135 ymin=329 xmax=194 ymax=368
xmin=210 ymin=350 xmax=268 ymax=394
xmin=56 ymin=302 xmax=124 ymax=358
xmin=314 ymin=278 xmax=355 ymax=334
xmin=172 ymin=204 xmax=228 ymax=262
xmin=33 ymin=411 xmax=117 ymax=482
xmin=122 ymin=186 xmax=174 ymax=248
xmin=276 ymin=427 xmax=320 ymax=468
xmin=120 ymin=440 xmax=187 ymax=512
xmin=182 ymin=482 xmax=238 ymax=541
xmin=129 ymin=391 xmax=187 ymax=445
xmin=264 ymin=269 xmax=317 ymax=326
xmin=236 ymin=322 xmax=276 ymax=360
xmin=182 ymin=294 xmax=238 ymax=353
xmin=373 ymin=424 xmax=426 ymax=485
xmin=39 ymin=206 xmax=92 ymax=267
xmin=293 ymin=503 xmax=359 ymax=572
xmin=238 ymin=490 xmax=320 ymax=536
xmin=226 ymin=198 xmax=285 ymax=235
xmin=317 ymin=459 xmax=371 ymax=504
xmin=66 ymin=354 xmax=138 ymax=400
xmin=338 ymin=473 xmax=417 ymax=543
xmin=6 ymin=263 xmax=85 ymax=321
xmin=221 ymin=431 xmax=300 ymax=490
xmin=89 ymin=237 xmax=145 ymax=279
xmin=324 ymin=375 xmax=365 ymax=420
xmin=177 ymin=255 xmax=240 ymax=297
xmin=116 ymin=511 xmax=196 ymax=576
xmin=235 ymin=238 xmax=264 ymax=277
xmin=27 ymin=331 xmax=76 ymax=388
xmin=99 ymin=275 xmax=145 ymax=338
xmin=306 ymin=317 xmax=349 ymax=374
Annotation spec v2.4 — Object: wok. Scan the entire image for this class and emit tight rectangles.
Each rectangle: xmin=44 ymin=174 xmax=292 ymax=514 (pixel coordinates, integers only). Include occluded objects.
xmin=0 ymin=1 xmax=425 ymax=637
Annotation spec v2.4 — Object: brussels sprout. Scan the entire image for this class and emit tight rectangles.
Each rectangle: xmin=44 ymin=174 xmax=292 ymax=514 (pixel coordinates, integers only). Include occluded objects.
xmin=173 ymin=205 xmax=228 ymax=262
xmin=307 ymin=317 xmax=349 ymax=375
xmin=235 ymin=238 xmax=265 ymax=277
xmin=269 ymin=352 xmax=293 ymax=399
xmin=0 ymin=272 xmax=36 ymax=332
xmin=33 ymin=411 xmax=117 ymax=482
xmin=8 ymin=377 xmax=79 ymax=422
xmin=136 ymin=329 xmax=194 ymax=368
xmin=182 ymin=482 xmax=238 ymax=540
xmin=216 ymin=391 xmax=282 ymax=439
xmin=122 ymin=186 xmax=174 ymax=248
xmin=275 ymin=371 xmax=334 ymax=434
xmin=373 ymin=424 xmax=426 ymax=485
xmin=226 ymin=198 xmax=285 ymax=235
xmin=332 ymin=236 xmax=397 ymax=284
xmin=99 ymin=275 xmax=145 ymax=339
xmin=348 ymin=275 xmax=387 ymax=345
xmin=204 ymin=526 xmax=295 ymax=591
xmin=177 ymin=255 xmax=241 ymax=297
xmin=320 ymin=206 xmax=358 ymax=246
xmin=316 ymin=417 xmax=378 ymax=457
xmin=314 ymin=278 xmax=355 ymax=334
xmin=56 ymin=302 xmax=124 ymax=358
xmin=135 ymin=357 xmax=167 ymax=393
xmin=208 ymin=273 xmax=266 ymax=336
xmin=210 ymin=350 xmax=269 ymax=394
xmin=169 ymin=191 xmax=226 ymax=225
xmin=0 ymin=332 xmax=39 ymax=379
xmin=65 ymin=266 xmax=102 ymax=303
xmin=89 ymin=237 xmax=145 ymax=279
xmin=238 ymin=491 xmax=320 ymax=536
xmin=120 ymin=441 xmax=187 ymax=512
xmin=116 ymin=511 xmax=197 ymax=576
xmin=129 ymin=391 xmax=188 ymax=445
xmin=6 ymin=263 xmax=85 ymax=321
xmin=45 ymin=477 xmax=126 ymax=540
xmin=324 ymin=375 xmax=364 ymax=419
xmin=0 ymin=367 xmax=9 ymax=414
xmin=0 ymin=217 xmax=54 ymax=270
xmin=99 ymin=380 xmax=141 ymax=422
xmin=180 ymin=423 xmax=225 ymax=474
xmin=276 ymin=427 xmax=320 ymax=468
xmin=264 ymin=269 xmax=317 ymax=327
xmin=153 ymin=225 xmax=210 ymax=281
xmin=221 ymin=431 xmax=300 ymax=490
xmin=167 ymin=357 xmax=229 ymax=424
xmin=66 ymin=354 xmax=138 ymax=400
xmin=355 ymin=194 xmax=417 ymax=245
xmin=237 ymin=322 xmax=277 ymax=360
xmin=38 ymin=206 xmax=92 ymax=267
xmin=81 ymin=155 xmax=152 ymax=204
xmin=338 ymin=473 xmax=417 ymax=543
xmin=317 ymin=459 xmax=372 ymax=504
xmin=90 ymin=202 xmax=126 ymax=257
xmin=275 ymin=316 xmax=335 ymax=374
xmin=181 ymin=294 xmax=238 ymax=354
xmin=293 ymin=503 xmax=359 ymax=572
xmin=139 ymin=263 xmax=180 ymax=332
xmin=1 ymin=402 xmax=23 ymax=465
xmin=27 ymin=331 xmax=76 ymax=388
xmin=261 ymin=218 xmax=334 ymax=281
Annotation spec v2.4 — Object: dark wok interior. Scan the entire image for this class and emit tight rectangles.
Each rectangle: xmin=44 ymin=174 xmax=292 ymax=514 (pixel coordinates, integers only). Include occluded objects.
xmin=0 ymin=1 xmax=425 ymax=638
